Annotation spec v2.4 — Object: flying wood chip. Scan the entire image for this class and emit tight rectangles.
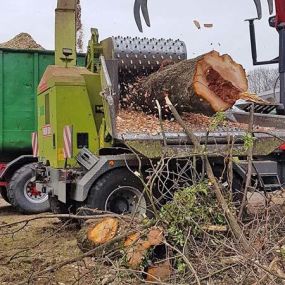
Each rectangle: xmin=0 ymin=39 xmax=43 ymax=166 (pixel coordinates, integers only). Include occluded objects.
xmin=193 ymin=20 xmax=201 ymax=29
xmin=204 ymin=23 xmax=214 ymax=28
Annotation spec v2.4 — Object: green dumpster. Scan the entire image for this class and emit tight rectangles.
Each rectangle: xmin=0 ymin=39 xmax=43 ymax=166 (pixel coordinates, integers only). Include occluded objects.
xmin=0 ymin=48 xmax=85 ymax=161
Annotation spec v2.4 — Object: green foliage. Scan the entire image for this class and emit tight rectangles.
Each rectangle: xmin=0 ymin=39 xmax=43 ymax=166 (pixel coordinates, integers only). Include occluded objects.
xmin=177 ymin=258 xmax=187 ymax=273
xmin=209 ymin=112 xmax=226 ymax=132
xmin=243 ymin=133 xmax=255 ymax=151
xmin=160 ymin=181 xmax=226 ymax=247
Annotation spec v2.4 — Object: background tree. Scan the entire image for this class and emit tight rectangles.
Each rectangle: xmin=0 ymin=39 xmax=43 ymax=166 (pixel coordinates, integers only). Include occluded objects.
xmin=247 ymin=67 xmax=279 ymax=94
xmin=76 ymin=0 xmax=84 ymax=52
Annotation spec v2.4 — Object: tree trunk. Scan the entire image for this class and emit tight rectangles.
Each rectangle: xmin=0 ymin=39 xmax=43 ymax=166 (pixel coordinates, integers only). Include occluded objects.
xmin=121 ymin=51 xmax=267 ymax=118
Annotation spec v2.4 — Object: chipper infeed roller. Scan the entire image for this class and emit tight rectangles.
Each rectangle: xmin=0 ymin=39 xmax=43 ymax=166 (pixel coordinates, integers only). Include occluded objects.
xmin=103 ymin=36 xmax=187 ymax=75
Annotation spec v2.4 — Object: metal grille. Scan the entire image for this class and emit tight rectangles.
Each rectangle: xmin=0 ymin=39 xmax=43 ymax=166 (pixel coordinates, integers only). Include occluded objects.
xmin=111 ymin=36 xmax=187 ymax=74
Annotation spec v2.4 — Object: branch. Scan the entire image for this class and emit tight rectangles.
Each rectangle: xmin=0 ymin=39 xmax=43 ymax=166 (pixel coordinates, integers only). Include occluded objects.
xmin=0 ymin=212 xmax=132 ymax=229
xmin=165 ymin=241 xmax=201 ymax=285
xmin=238 ymin=103 xmax=254 ymax=220
xmin=17 ymin=230 xmax=135 ymax=285
xmin=165 ymin=95 xmax=254 ymax=255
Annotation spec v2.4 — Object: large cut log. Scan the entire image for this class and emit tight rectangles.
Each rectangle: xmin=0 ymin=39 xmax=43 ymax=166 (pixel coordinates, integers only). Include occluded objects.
xmin=121 ymin=51 xmax=267 ymax=118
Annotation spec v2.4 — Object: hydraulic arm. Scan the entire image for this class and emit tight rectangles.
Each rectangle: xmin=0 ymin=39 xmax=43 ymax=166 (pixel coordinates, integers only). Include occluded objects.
xmin=249 ymin=0 xmax=285 ymax=112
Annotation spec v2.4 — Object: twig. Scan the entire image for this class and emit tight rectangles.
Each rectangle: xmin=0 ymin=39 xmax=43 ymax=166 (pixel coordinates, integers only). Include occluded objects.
xmin=0 ymin=213 xmax=132 ymax=229
xmin=17 ymin=231 xmax=135 ymax=285
xmin=165 ymin=241 xmax=201 ymax=285
xmin=155 ymin=99 xmax=167 ymax=147
xmin=193 ymin=263 xmax=240 ymax=284
xmin=239 ymin=103 xmax=254 ymax=220
xmin=165 ymin=96 xmax=200 ymax=149
xmin=251 ymin=257 xmax=279 ymax=285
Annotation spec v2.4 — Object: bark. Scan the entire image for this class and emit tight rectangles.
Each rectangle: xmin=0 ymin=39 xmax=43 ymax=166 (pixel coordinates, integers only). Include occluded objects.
xmin=122 ymin=51 xmax=267 ymax=118
xmin=76 ymin=0 xmax=83 ymax=52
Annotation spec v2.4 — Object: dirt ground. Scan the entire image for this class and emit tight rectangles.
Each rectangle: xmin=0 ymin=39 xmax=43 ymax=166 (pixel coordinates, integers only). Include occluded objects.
xmin=1 ymin=190 xmax=284 ymax=285
xmin=0 ymin=199 xmax=128 ymax=285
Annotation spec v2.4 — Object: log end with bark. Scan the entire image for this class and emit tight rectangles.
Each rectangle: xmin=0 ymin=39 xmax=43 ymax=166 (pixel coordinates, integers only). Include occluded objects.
xmin=121 ymin=50 xmax=269 ymax=118
xmin=77 ymin=218 xmax=120 ymax=252
xmin=193 ymin=51 xmax=248 ymax=112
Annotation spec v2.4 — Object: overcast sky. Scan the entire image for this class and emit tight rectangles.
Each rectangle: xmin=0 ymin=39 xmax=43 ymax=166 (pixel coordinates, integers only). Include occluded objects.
xmin=0 ymin=0 xmax=279 ymax=70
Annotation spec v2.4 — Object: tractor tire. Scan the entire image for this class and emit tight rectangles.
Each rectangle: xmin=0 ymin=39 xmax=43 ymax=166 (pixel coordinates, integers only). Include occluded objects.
xmin=86 ymin=168 xmax=153 ymax=217
xmin=7 ymin=163 xmax=50 ymax=214
xmin=49 ymin=195 xmax=69 ymax=215
xmin=0 ymin=187 xmax=10 ymax=204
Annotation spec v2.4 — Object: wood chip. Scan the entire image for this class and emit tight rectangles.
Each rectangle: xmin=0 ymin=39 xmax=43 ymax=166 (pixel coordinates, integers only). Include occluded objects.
xmin=193 ymin=20 xmax=201 ymax=29
xmin=116 ymin=109 xmax=251 ymax=135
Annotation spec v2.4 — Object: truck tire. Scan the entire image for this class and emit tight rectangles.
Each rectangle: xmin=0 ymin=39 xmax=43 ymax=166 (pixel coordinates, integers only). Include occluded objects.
xmin=0 ymin=187 xmax=10 ymax=204
xmin=7 ymin=163 xmax=50 ymax=214
xmin=86 ymin=168 xmax=152 ymax=217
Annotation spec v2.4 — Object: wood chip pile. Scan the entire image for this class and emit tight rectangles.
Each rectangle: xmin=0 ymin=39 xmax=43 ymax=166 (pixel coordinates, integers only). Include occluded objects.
xmin=0 ymin=33 xmax=44 ymax=50
xmin=116 ymin=109 xmax=269 ymax=135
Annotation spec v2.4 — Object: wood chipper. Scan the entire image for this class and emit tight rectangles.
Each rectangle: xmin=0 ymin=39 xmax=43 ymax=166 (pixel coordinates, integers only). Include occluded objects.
xmin=34 ymin=0 xmax=285 ymax=216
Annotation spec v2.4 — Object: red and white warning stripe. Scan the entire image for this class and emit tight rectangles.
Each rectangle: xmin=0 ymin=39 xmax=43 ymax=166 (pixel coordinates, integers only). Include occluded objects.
xmin=32 ymin=132 xmax=39 ymax=157
xmin=63 ymin=125 xmax=73 ymax=159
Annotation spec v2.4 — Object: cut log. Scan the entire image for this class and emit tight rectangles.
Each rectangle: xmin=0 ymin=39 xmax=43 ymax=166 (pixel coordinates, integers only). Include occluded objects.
xmin=146 ymin=261 xmax=172 ymax=282
xmin=77 ymin=218 xmax=120 ymax=252
xmin=121 ymin=51 xmax=268 ymax=118
xmin=77 ymin=220 xmax=165 ymax=270
xmin=87 ymin=218 xmax=119 ymax=245
xmin=124 ymin=227 xmax=164 ymax=269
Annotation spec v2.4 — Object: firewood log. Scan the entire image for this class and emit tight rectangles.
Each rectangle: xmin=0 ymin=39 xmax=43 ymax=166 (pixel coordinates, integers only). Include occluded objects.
xmin=77 ymin=218 xmax=120 ymax=252
xmin=77 ymin=220 xmax=164 ymax=269
xmin=121 ymin=51 xmax=268 ymax=118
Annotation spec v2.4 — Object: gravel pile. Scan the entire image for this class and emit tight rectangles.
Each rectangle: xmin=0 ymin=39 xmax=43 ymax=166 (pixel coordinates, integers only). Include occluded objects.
xmin=0 ymin=33 xmax=44 ymax=50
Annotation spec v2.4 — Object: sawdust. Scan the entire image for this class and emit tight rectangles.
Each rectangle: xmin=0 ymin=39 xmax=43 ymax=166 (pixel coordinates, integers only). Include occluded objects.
xmin=0 ymin=33 xmax=44 ymax=50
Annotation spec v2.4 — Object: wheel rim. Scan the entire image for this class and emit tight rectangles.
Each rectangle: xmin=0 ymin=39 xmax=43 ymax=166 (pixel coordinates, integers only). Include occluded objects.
xmin=105 ymin=186 xmax=147 ymax=215
xmin=23 ymin=178 xmax=48 ymax=204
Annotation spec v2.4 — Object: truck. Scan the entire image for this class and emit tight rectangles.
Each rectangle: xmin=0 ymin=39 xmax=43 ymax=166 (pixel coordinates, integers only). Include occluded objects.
xmin=32 ymin=0 xmax=285 ymax=217
xmin=0 ymin=47 xmax=85 ymax=213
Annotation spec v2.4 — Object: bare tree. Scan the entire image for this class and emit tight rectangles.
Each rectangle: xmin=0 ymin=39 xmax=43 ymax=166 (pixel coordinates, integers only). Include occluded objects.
xmin=247 ymin=67 xmax=279 ymax=94
xmin=76 ymin=0 xmax=84 ymax=53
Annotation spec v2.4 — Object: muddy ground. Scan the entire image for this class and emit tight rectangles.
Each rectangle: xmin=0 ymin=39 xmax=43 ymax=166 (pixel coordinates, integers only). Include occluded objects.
xmin=0 ymin=199 xmax=136 ymax=285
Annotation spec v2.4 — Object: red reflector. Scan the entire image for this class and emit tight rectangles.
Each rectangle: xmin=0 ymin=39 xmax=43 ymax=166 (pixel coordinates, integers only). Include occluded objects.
xmin=279 ymin=144 xmax=285 ymax=150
